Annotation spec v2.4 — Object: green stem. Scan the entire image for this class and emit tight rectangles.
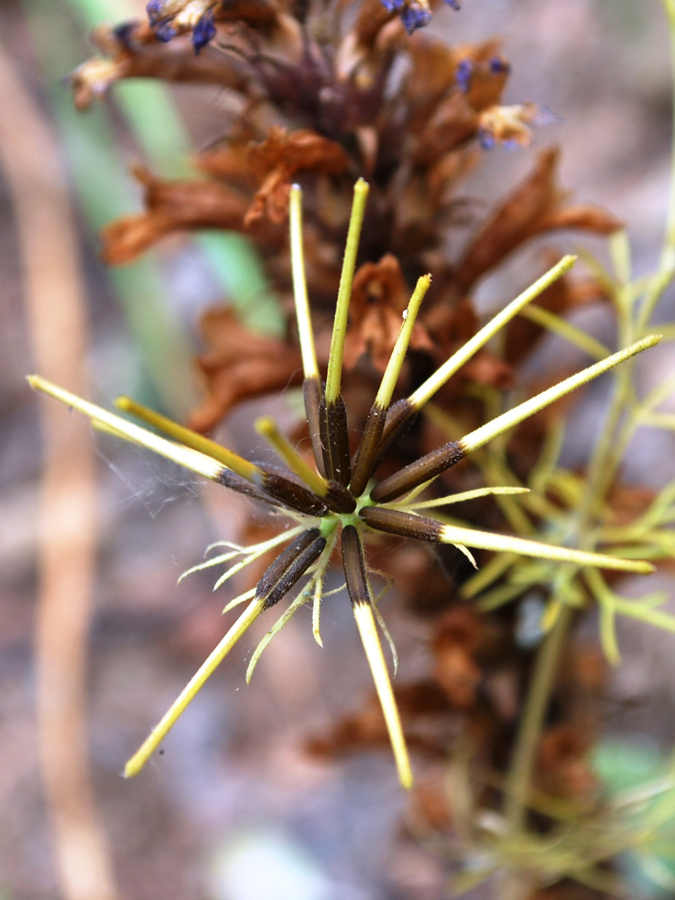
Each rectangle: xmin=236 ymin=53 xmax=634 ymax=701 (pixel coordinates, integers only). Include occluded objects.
xmin=325 ymin=179 xmax=369 ymax=404
xmin=504 ymin=604 xmax=573 ymax=834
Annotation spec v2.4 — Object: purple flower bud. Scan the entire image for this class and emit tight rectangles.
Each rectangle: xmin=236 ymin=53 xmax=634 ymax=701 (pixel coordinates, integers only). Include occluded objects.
xmin=400 ymin=5 xmax=432 ymax=33
xmin=456 ymin=59 xmax=473 ymax=92
xmin=380 ymin=0 xmax=405 ymax=11
xmin=192 ymin=10 xmax=217 ymax=54
xmin=478 ymin=130 xmax=496 ymax=151
xmin=154 ymin=20 xmax=177 ymax=42
xmin=445 ymin=0 xmax=462 ymax=8
xmin=146 ymin=0 xmax=165 ymax=25
xmin=489 ymin=57 xmax=510 ymax=75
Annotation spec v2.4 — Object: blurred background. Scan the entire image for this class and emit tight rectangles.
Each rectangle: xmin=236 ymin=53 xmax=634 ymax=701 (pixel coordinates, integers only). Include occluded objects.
xmin=2 ymin=1 xmax=675 ymax=898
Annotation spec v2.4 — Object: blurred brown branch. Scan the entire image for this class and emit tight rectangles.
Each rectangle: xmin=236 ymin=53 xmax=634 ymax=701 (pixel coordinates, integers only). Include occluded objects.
xmin=0 ymin=36 xmax=118 ymax=900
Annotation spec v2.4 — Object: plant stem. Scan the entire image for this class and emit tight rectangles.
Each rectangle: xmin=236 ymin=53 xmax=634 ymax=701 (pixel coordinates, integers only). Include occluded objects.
xmin=504 ymin=604 xmax=573 ymax=835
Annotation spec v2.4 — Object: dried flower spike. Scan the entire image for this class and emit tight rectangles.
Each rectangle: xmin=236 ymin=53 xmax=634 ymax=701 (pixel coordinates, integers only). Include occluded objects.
xmin=28 ymin=181 xmax=658 ymax=790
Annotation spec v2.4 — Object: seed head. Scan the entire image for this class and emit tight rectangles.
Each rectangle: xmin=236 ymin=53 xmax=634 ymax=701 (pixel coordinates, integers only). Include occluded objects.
xmin=28 ymin=181 xmax=658 ymax=789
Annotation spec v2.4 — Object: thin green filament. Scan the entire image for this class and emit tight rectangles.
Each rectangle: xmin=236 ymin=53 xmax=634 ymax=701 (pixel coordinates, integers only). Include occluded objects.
xmin=255 ymin=415 xmax=329 ymax=497
xmin=28 ymin=376 xmax=225 ymax=483
xmin=325 ymin=178 xmax=370 ymax=404
xmin=375 ymin=274 xmax=431 ymax=409
xmin=461 ymin=334 xmax=662 ymax=456
xmin=408 ymin=255 xmax=577 ymax=412
xmin=116 ymin=395 xmax=263 ymax=485
xmin=289 ymin=184 xmax=319 ymax=380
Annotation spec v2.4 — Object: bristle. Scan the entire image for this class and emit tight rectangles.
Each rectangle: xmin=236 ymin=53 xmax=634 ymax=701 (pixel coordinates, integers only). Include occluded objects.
xmin=376 ymin=274 xmax=432 ymax=411
xmin=124 ymin=594 xmax=266 ymax=777
xmin=407 ymin=256 xmax=577 ymax=415
xmin=372 ymin=335 xmax=662 ymax=503
xmin=374 ymin=257 xmax=577 ymax=456
xmin=289 ymin=184 xmax=320 ymax=383
xmin=325 ymin=179 xmax=370 ymax=406
xmin=256 ymin=415 xmax=329 ymax=497
xmin=255 ymin=415 xmax=355 ymax=513
xmin=362 ymin=507 xmax=655 ymax=574
xmin=28 ymin=376 xmax=226 ymax=485
xmin=437 ymin=522 xmax=656 ymax=574
xmin=459 ymin=334 xmax=663 ymax=456
xmin=115 ymin=394 xmax=264 ymax=485
xmin=341 ymin=525 xmax=414 ymax=790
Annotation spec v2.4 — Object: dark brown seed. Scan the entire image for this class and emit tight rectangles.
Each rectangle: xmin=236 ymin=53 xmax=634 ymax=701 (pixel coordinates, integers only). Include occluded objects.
xmin=369 ymin=441 xmax=465 ymax=504
xmin=263 ymin=470 xmax=328 ymax=516
xmin=380 ymin=399 xmax=417 ymax=451
xmin=350 ymin=403 xmax=387 ymax=498
xmin=217 ymin=468 xmax=273 ymax=505
xmin=303 ymin=377 xmax=326 ymax=477
xmin=319 ymin=395 xmax=352 ymax=486
xmin=256 ymin=527 xmax=326 ymax=609
xmin=359 ymin=506 xmax=445 ymax=542
xmin=325 ymin=481 xmax=357 ymax=514
xmin=341 ymin=524 xmax=370 ymax=608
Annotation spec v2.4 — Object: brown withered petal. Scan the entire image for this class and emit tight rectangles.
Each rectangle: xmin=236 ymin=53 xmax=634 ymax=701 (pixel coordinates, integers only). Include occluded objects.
xmin=432 ymin=640 xmax=481 ymax=709
xmin=535 ymin=725 xmax=598 ymax=802
xmin=306 ymin=681 xmax=457 ymax=760
xmin=460 ymin=42 xmax=510 ymax=112
xmin=458 ymin=349 xmax=514 ymax=390
xmin=478 ymin=102 xmax=540 ymax=148
xmin=350 ymin=0 xmax=401 ymax=45
xmin=196 ymin=132 xmax=258 ymax=187
xmin=409 ymin=41 xmax=510 ymax=167
xmin=244 ymin=127 xmax=349 ymax=227
xmin=454 ymin=148 xmax=623 ymax=291
xmin=101 ymin=165 xmax=250 ymax=264
xmin=305 ymin=703 xmax=392 ymax=758
xmin=403 ymin=37 xmax=459 ymax=127
xmin=536 ymin=204 xmax=624 ymax=235
xmin=69 ymin=55 xmax=124 ymax=111
xmin=604 ymin=483 xmax=656 ymax=527
xmin=190 ymin=307 xmax=302 ymax=433
xmin=430 ymin=609 xmax=493 ymax=709
xmin=411 ymin=91 xmax=481 ymax=168
xmin=343 ymin=254 xmax=434 ymax=371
